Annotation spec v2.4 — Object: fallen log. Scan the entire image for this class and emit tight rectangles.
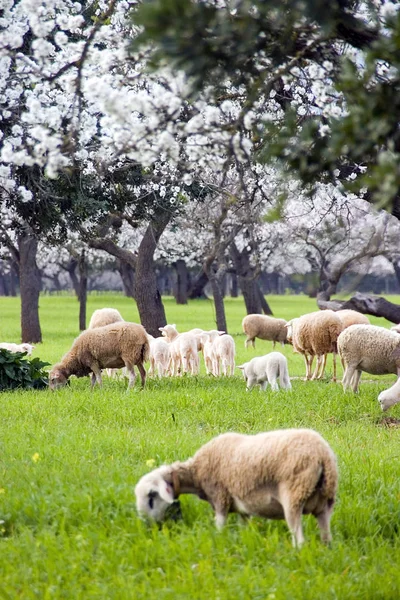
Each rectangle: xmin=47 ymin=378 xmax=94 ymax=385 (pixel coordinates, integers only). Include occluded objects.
xmin=317 ymin=292 xmax=400 ymax=324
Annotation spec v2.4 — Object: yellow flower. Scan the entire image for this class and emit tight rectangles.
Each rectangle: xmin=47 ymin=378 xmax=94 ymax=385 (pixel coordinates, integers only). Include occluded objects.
xmin=32 ymin=453 xmax=40 ymax=463
xmin=146 ymin=458 xmax=156 ymax=468
xmin=0 ymin=488 xmax=5 ymax=494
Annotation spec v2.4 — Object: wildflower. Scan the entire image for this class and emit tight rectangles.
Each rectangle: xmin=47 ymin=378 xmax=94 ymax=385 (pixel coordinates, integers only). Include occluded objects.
xmin=146 ymin=459 xmax=156 ymax=468
xmin=32 ymin=453 xmax=40 ymax=463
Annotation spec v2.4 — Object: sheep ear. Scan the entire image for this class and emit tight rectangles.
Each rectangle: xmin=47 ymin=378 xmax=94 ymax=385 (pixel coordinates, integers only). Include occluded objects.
xmin=158 ymin=480 xmax=175 ymax=504
xmin=236 ymin=365 xmax=244 ymax=370
xmin=218 ymin=331 xmax=225 ymax=335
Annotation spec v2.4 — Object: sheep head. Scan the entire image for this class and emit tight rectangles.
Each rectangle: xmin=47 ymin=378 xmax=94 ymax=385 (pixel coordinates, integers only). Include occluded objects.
xmin=135 ymin=466 xmax=181 ymax=522
xmin=49 ymin=367 xmax=69 ymax=390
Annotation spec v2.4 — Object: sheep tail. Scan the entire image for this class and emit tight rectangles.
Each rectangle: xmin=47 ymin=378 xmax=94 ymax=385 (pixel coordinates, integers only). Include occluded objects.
xmin=141 ymin=340 xmax=150 ymax=363
xmin=317 ymin=454 xmax=338 ymax=506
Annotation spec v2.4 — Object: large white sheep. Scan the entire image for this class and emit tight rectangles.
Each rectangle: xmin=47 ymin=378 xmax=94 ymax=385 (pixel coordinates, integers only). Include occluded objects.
xmin=237 ymin=352 xmax=291 ymax=391
xmin=49 ymin=321 xmax=150 ymax=390
xmin=135 ymin=428 xmax=338 ymax=547
xmin=286 ymin=310 xmax=343 ymax=381
xmin=0 ymin=343 xmax=34 ymax=355
xmin=242 ymin=314 xmax=288 ymax=348
xmin=337 ymin=324 xmax=400 ymax=393
xmin=212 ymin=334 xmax=236 ymax=376
xmin=88 ymin=307 xmax=124 ymax=329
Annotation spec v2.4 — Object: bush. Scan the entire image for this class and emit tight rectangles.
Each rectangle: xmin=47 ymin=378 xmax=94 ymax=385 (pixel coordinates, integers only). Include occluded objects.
xmin=0 ymin=349 xmax=49 ymax=391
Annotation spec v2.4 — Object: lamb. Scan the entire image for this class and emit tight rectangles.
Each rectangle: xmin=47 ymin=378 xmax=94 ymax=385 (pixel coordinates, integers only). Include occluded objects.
xmin=88 ymin=307 xmax=124 ymax=329
xmin=212 ymin=334 xmax=236 ymax=376
xmin=200 ymin=330 xmax=228 ymax=375
xmin=148 ymin=335 xmax=171 ymax=378
xmin=337 ymin=324 xmax=400 ymax=393
xmin=0 ymin=343 xmax=34 ymax=355
xmin=286 ymin=310 xmax=343 ymax=381
xmin=49 ymin=321 xmax=150 ymax=390
xmin=242 ymin=314 xmax=288 ymax=349
xmin=237 ymin=352 xmax=291 ymax=391
xmin=377 ymin=378 xmax=400 ymax=411
xmin=159 ymin=324 xmax=200 ymax=376
xmin=135 ymin=428 xmax=338 ymax=547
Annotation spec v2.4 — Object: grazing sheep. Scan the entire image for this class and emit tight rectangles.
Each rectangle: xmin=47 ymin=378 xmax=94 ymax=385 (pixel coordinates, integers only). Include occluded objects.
xmin=135 ymin=428 xmax=338 ymax=547
xmin=213 ymin=334 xmax=236 ymax=376
xmin=0 ymin=343 xmax=34 ymax=355
xmin=237 ymin=352 xmax=291 ymax=391
xmin=338 ymin=324 xmax=400 ymax=393
xmin=148 ymin=335 xmax=171 ymax=378
xmin=88 ymin=307 xmax=124 ymax=329
xmin=49 ymin=322 xmax=150 ymax=390
xmin=242 ymin=314 xmax=288 ymax=349
xmin=286 ymin=311 xmax=343 ymax=381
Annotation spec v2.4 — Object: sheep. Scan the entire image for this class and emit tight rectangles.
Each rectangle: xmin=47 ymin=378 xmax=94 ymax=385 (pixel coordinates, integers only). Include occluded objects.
xmin=88 ymin=307 xmax=124 ymax=329
xmin=337 ymin=324 xmax=400 ymax=393
xmin=199 ymin=330 xmax=226 ymax=375
xmin=159 ymin=325 xmax=200 ymax=375
xmin=286 ymin=310 xmax=343 ymax=381
xmin=242 ymin=314 xmax=288 ymax=349
xmin=135 ymin=428 xmax=338 ymax=547
xmin=148 ymin=334 xmax=171 ymax=378
xmin=237 ymin=352 xmax=292 ymax=391
xmin=49 ymin=321 xmax=150 ymax=390
xmin=0 ymin=343 xmax=34 ymax=355
xmin=212 ymin=334 xmax=236 ymax=376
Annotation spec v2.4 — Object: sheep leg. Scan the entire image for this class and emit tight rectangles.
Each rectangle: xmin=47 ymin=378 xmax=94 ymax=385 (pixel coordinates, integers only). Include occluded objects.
xmin=311 ymin=355 xmax=323 ymax=380
xmin=315 ymin=506 xmax=333 ymax=544
xmin=332 ymin=352 xmax=337 ymax=383
xmin=137 ymin=362 xmax=146 ymax=389
xmin=317 ymin=354 xmax=327 ymax=379
xmin=215 ymin=512 xmax=227 ymax=530
xmin=260 ymin=380 xmax=268 ymax=391
xmin=342 ymin=364 xmax=356 ymax=391
xmin=282 ymin=503 xmax=305 ymax=548
xmin=125 ymin=365 xmax=136 ymax=389
xmin=303 ymin=354 xmax=314 ymax=380
xmin=90 ymin=364 xmax=102 ymax=388
xmin=351 ymin=369 xmax=362 ymax=393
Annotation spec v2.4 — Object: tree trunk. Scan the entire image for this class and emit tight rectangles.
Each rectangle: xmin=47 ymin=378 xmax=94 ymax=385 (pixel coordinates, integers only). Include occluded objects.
xmin=317 ymin=292 xmax=400 ymax=323
xmin=117 ymin=258 xmax=135 ymax=298
xmin=230 ymin=272 xmax=238 ymax=297
xmin=135 ymin=211 xmax=170 ymax=336
xmin=258 ymin=286 xmax=273 ymax=315
xmin=64 ymin=257 xmax=80 ymax=297
xmin=209 ymin=274 xmax=227 ymax=332
xmin=78 ymin=250 xmax=87 ymax=331
xmin=18 ymin=228 xmax=42 ymax=343
xmin=173 ymin=259 xmax=189 ymax=304
xmin=9 ymin=260 xmax=18 ymax=296
xmin=188 ymin=269 xmax=208 ymax=299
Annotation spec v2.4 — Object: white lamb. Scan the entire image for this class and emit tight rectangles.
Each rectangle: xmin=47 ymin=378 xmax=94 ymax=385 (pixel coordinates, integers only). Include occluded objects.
xmin=200 ymin=330 xmax=225 ymax=375
xmin=212 ymin=334 xmax=236 ymax=376
xmin=159 ymin=324 xmax=200 ymax=376
xmin=148 ymin=335 xmax=171 ymax=378
xmin=135 ymin=428 xmax=338 ymax=547
xmin=237 ymin=352 xmax=292 ymax=391
xmin=377 ymin=378 xmax=400 ymax=411
xmin=0 ymin=343 xmax=35 ymax=355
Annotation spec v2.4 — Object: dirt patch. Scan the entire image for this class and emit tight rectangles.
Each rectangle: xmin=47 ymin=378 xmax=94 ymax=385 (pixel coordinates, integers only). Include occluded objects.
xmin=378 ymin=416 xmax=400 ymax=428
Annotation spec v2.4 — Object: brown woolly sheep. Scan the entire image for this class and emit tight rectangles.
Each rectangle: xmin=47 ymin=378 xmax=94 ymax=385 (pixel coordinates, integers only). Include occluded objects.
xmin=49 ymin=322 xmax=149 ymax=390
xmin=135 ymin=428 xmax=338 ymax=547
xmin=242 ymin=314 xmax=288 ymax=348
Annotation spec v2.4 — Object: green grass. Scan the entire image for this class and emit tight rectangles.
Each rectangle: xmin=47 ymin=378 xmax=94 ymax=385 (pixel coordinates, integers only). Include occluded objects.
xmin=0 ymin=293 xmax=400 ymax=599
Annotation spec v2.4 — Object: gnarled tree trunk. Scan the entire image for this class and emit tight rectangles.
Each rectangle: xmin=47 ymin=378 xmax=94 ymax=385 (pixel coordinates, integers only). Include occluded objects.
xmin=18 ymin=227 xmax=42 ymax=343
xmin=317 ymin=292 xmax=400 ymax=323
xmin=117 ymin=258 xmax=135 ymax=298
xmin=188 ymin=269 xmax=208 ymax=299
xmin=173 ymin=259 xmax=189 ymax=304
xmin=78 ymin=250 xmax=87 ymax=331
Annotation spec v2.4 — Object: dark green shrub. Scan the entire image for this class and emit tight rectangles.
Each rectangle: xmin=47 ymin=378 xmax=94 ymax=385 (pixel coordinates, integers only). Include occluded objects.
xmin=0 ymin=349 xmax=49 ymax=391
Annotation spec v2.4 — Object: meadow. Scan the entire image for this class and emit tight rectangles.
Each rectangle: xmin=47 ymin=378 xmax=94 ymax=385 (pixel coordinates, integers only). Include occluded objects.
xmin=0 ymin=293 xmax=399 ymax=600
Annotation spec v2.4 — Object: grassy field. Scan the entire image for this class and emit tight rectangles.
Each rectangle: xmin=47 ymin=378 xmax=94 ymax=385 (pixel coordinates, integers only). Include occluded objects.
xmin=0 ymin=293 xmax=399 ymax=599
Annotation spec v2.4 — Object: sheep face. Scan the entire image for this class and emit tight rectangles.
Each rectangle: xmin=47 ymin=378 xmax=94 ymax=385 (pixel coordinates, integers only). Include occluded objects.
xmin=49 ymin=368 xmax=69 ymax=390
xmin=378 ymin=388 xmax=400 ymax=411
xmin=135 ymin=467 xmax=180 ymax=522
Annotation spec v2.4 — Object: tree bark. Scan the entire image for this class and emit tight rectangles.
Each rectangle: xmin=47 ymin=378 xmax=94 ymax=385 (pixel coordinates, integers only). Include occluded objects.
xmin=258 ymin=286 xmax=273 ymax=315
xmin=209 ymin=273 xmax=227 ymax=332
xmin=18 ymin=227 xmax=42 ymax=343
xmin=78 ymin=250 xmax=87 ymax=331
xmin=188 ymin=269 xmax=208 ymax=299
xmin=117 ymin=258 xmax=135 ymax=298
xmin=134 ymin=210 xmax=170 ymax=336
xmin=64 ymin=257 xmax=80 ymax=297
xmin=173 ymin=259 xmax=189 ymax=304
xmin=317 ymin=292 xmax=400 ymax=323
